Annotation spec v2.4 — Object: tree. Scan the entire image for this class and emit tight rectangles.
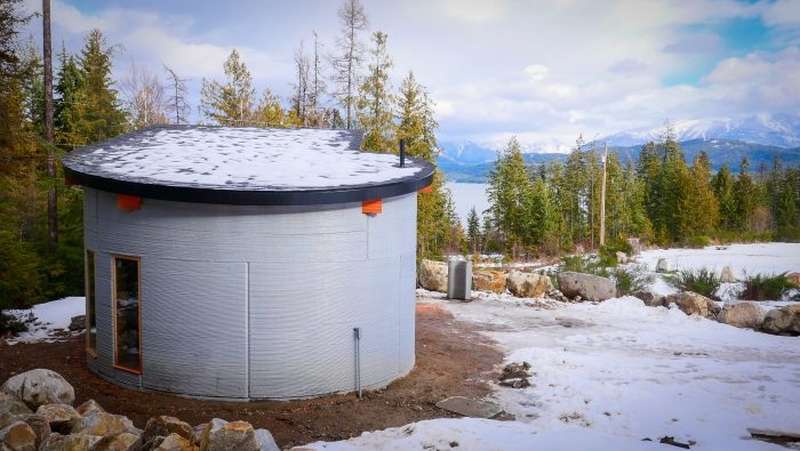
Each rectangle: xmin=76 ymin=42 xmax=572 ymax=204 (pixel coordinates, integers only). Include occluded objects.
xmin=200 ymin=49 xmax=256 ymax=126
xmin=120 ymin=61 xmax=168 ymax=129
xmin=466 ymin=206 xmax=481 ymax=253
xmin=712 ymin=164 xmax=737 ymax=231
xmin=330 ymin=0 xmax=368 ymax=129
xmin=395 ymin=70 xmax=457 ymax=259
xmin=53 ymin=44 xmax=83 ymax=147
xmin=290 ymin=39 xmax=310 ymax=126
xmin=253 ymin=88 xmax=289 ymax=127
xmin=486 ymin=137 xmax=532 ymax=257
xmin=681 ymin=151 xmax=718 ymax=238
xmin=356 ymin=31 xmax=395 ymax=153
xmin=307 ymin=31 xmax=327 ymax=127
xmin=163 ymin=64 xmax=190 ymax=125
xmin=72 ymin=29 xmax=128 ymax=143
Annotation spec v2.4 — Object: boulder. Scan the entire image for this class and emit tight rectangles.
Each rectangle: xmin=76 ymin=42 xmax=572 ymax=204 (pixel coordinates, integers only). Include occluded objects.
xmin=557 ymin=272 xmax=616 ymax=302
xmin=152 ymin=433 xmax=196 ymax=451
xmin=198 ymin=419 xmax=259 ymax=451
xmin=36 ymin=403 xmax=80 ymax=433
xmin=626 ymin=238 xmax=642 ymax=255
xmin=39 ymin=432 xmax=101 ymax=451
xmin=75 ymin=399 xmax=105 ymax=417
xmin=90 ymin=432 xmax=140 ymax=451
xmin=70 ymin=410 xmax=136 ymax=437
xmin=21 ymin=414 xmax=50 ymax=450
xmin=786 ymin=272 xmax=800 ymax=288
xmin=506 ymin=271 xmax=553 ymax=298
xmin=615 ymin=251 xmax=629 ymax=265
xmin=718 ymin=302 xmax=765 ymax=329
xmin=655 ymin=258 xmax=669 ymax=273
xmin=68 ymin=315 xmax=85 ymax=332
xmin=141 ymin=415 xmax=195 ymax=447
xmin=719 ymin=266 xmax=736 ymax=283
xmin=253 ymin=429 xmax=280 ymax=451
xmin=471 ymin=270 xmax=506 ymax=293
xmin=418 ymin=259 xmax=448 ymax=293
xmin=0 ymin=392 xmax=32 ymax=417
xmin=762 ymin=304 xmax=800 ymax=336
xmin=664 ymin=291 xmax=720 ymax=319
xmin=0 ymin=420 xmax=36 ymax=451
xmin=630 ymin=291 xmax=663 ymax=308
xmin=1 ymin=369 xmax=75 ymax=410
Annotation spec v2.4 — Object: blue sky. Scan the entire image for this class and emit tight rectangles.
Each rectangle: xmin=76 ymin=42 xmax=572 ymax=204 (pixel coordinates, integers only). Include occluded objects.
xmin=20 ymin=0 xmax=800 ymax=150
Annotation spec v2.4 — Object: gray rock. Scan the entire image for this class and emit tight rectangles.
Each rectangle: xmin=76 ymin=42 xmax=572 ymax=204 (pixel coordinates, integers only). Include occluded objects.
xmin=0 ymin=420 xmax=37 ymax=451
xmin=418 ymin=259 xmax=448 ymax=293
xmin=664 ymin=291 xmax=720 ymax=319
xmin=719 ymin=266 xmax=736 ymax=283
xmin=1 ymin=369 xmax=75 ymax=410
xmin=0 ymin=392 xmax=32 ymax=417
xmin=254 ymin=429 xmax=280 ymax=451
xmin=615 ymin=251 xmax=629 ymax=265
xmin=70 ymin=410 xmax=136 ymax=437
xmin=718 ymin=302 xmax=765 ymax=329
xmin=36 ymin=403 xmax=80 ymax=434
xmin=557 ymin=272 xmax=616 ymax=302
xmin=655 ymin=258 xmax=669 ymax=273
xmin=506 ymin=271 xmax=553 ymax=298
xmin=198 ymin=418 xmax=259 ymax=451
xmin=762 ymin=304 xmax=800 ymax=336
xmin=68 ymin=315 xmax=85 ymax=332
xmin=141 ymin=415 xmax=194 ymax=447
xmin=630 ymin=291 xmax=663 ymax=307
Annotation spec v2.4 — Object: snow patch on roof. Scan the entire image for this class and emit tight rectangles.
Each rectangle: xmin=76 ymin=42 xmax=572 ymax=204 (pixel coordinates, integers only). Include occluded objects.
xmin=63 ymin=126 xmax=426 ymax=191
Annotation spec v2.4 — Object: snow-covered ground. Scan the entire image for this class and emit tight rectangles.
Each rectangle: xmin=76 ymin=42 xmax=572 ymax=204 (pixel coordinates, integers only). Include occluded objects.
xmin=4 ymin=243 xmax=799 ymax=450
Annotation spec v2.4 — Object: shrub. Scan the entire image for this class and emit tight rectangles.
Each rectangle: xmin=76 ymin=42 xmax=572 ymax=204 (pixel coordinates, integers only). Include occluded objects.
xmin=561 ymin=255 xmax=589 ymax=273
xmin=0 ymin=310 xmax=35 ymax=335
xmin=664 ymin=267 xmax=721 ymax=300
xmin=740 ymin=272 xmax=799 ymax=301
xmin=613 ymin=263 xmax=655 ymax=296
xmin=598 ymin=239 xmax=633 ymax=267
xmin=684 ymin=236 xmax=711 ymax=249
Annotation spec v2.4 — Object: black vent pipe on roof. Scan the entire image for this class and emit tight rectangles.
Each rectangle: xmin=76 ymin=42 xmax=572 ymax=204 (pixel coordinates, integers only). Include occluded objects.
xmin=399 ymin=139 xmax=406 ymax=168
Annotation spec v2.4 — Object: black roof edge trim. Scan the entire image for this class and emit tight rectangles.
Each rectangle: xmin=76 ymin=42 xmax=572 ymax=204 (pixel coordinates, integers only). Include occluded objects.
xmin=64 ymin=163 xmax=435 ymax=206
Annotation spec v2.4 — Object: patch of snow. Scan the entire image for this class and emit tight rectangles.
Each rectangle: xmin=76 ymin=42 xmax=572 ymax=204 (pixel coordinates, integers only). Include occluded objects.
xmin=5 ymin=296 xmax=85 ymax=344
xmin=63 ymin=127 xmax=426 ymax=191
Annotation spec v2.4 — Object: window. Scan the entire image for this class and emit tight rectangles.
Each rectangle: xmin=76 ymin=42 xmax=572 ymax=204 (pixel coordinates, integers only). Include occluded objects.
xmin=86 ymin=250 xmax=97 ymax=356
xmin=113 ymin=256 xmax=141 ymax=373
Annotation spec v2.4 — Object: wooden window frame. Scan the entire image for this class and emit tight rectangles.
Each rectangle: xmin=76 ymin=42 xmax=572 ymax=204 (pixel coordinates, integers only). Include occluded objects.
xmin=85 ymin=250 xmax=97 ymax=358
xmin=112 ymin=254 xmax=142 ymax=374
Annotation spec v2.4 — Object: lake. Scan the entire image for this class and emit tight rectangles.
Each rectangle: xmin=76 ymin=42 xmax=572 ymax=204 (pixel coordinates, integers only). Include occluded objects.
xmin=445 ymin=182 xmax=489 ymax=227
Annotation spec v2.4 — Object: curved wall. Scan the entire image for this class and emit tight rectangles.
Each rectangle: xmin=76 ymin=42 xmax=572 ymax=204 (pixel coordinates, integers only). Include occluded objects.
xmin=84 ymin=187 xmax=417 ymax=400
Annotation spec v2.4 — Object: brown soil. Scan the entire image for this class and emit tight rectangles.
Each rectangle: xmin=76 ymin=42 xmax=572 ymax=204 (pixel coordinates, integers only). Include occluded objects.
xmin=0 ymin=303 xmax=503 ymax=449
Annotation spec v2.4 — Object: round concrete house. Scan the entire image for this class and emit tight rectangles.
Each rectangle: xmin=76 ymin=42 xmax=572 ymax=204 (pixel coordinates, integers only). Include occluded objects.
xmin=62 ymin=126 xmax=434 ymax=400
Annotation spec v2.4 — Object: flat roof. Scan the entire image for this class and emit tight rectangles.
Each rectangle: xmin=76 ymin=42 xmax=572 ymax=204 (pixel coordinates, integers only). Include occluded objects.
xmin=62 ymin=126 xmax=435 ymax=205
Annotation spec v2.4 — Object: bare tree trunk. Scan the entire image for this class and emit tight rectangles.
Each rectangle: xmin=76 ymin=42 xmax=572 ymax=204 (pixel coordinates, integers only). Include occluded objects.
xmin=43 ymin=0 xmax=57 ymax=251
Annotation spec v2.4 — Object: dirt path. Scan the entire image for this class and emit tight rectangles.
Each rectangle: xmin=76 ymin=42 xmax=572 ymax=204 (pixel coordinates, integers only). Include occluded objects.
xmin=0 ymin=303 xmax=503 ymax=448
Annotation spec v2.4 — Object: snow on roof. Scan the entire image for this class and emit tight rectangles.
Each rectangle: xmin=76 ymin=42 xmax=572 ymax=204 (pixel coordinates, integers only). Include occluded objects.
xmin=63 ymin=126 xmax=429 ymax=191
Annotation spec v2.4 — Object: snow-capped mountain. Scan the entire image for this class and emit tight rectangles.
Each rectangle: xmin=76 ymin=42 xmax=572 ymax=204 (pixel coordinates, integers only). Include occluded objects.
xmin=605 ymin=113 xmax=800 ymax=148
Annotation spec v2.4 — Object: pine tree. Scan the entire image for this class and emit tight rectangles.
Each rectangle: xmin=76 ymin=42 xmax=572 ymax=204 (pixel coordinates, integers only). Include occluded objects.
xmin=19 ymin=36 xmax=44 ymax=136
xmin=486 ymin=137 xmax=531 ymax=257
xmin=73 ymin=29 xmax=128 ymax=143
xmin=682 ymin=151 xmax=718 ymax=238
xmin=53 ymin=45 xmax=83 ymax=147
xmin=200 ymin=49 xmax=256 ymax=126
xmin=330 ymin=0 xmax=368 ymax=129
xmin=466 ymin=206 xmax=481 ymax=253
xmin=253 ymin=88 xmax=288 ymax=127
xmin=712 ymin=164 xmax=737 ymax=231
xmin=356 ymin=31 xmax=395 ymax=153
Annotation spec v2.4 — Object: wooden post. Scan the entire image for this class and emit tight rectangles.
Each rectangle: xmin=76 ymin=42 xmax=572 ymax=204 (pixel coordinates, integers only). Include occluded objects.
xmin=599 ymin=142 xmax=608 ymax=247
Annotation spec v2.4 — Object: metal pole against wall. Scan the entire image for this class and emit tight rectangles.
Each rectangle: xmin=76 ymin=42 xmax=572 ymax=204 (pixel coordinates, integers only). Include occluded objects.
xmin=353 ymin=327 xmax=362 ymax=399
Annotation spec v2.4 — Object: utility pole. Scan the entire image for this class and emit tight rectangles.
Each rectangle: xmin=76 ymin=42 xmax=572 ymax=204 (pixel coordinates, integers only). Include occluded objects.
xmin=43 ymin=0 xmax=58 ymax=251
xmin=599 ymin=141 xmax=608 ymax=247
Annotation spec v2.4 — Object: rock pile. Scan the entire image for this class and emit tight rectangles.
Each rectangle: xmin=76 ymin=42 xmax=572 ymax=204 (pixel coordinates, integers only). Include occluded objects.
xmin=0 ymin=369 xmax=279 ymax=451
xmin=498 ymin=362 xmax=532 ymax=389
